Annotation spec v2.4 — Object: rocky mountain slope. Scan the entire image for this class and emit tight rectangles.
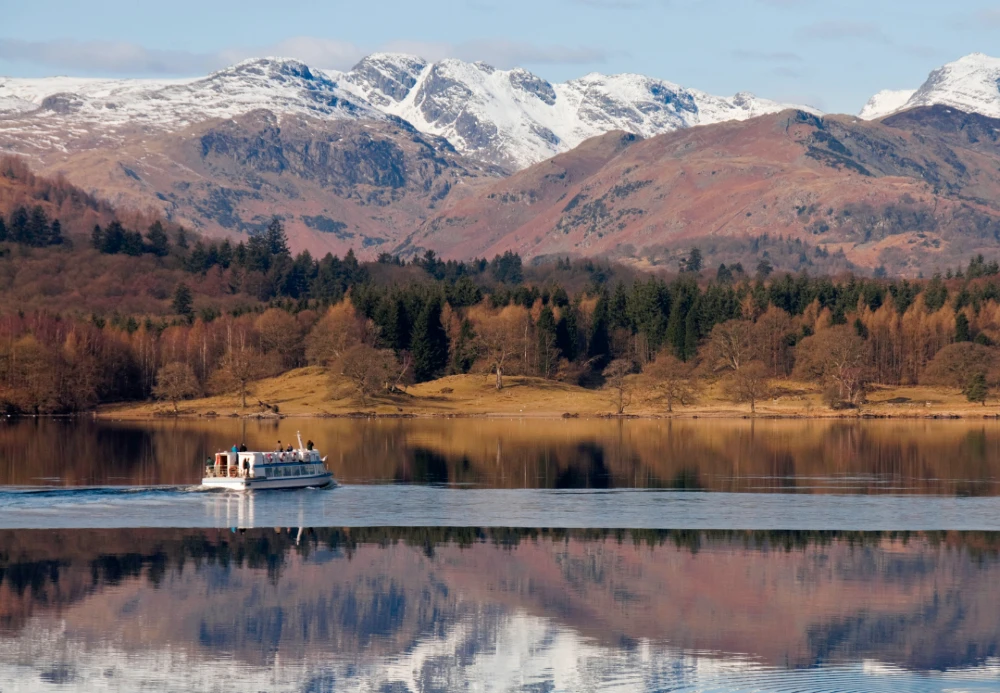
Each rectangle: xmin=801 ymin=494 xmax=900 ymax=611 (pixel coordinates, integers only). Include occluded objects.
xmin=330 ymin=53 xmax=808 ymax=170
xmin=1 ymin=55 xmax=812 ymax=171
xmin=860 ymin=53 xmax=1000 ymax=120
xmin=31 ymin=110 xmax=504 ymax=255
xmin=410 ymin=106 xmax=1000 ymax=275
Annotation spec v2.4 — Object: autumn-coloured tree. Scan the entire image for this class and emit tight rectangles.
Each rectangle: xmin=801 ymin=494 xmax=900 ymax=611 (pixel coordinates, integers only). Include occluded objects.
xmin=644 ymin=352 xmax=696 ymax=413
xmin=305 ymin=301 xmax=374 ymax=366
xmin=921 ymin=342 xmax=998 ymax=390
xmin=709 ymin=319 xmax=757 ymax=373
xmin=470 ymin=305 xmax=527 ymax=390
xmin=153 ymin=362 xmax=200 ymax=413
xmin=794 ymin=325 xmax=871 ymax=406
xmin=724 ymin=361 xmax=770 ymax=414
xmin=340 ymin=344 xmax=398 ymax=405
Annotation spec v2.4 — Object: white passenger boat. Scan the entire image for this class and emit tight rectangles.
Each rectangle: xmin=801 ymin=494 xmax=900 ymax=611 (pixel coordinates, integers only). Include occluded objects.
xmin=202 ymin=433 xmax=334 ymax=490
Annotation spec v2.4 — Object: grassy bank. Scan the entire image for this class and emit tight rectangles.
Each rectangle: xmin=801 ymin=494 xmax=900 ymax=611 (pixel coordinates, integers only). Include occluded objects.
xmin=98 ymin=367 xmax=1000 ymax=420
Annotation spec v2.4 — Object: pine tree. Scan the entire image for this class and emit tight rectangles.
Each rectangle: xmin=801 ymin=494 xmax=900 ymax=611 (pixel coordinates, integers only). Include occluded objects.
xmin=964 ymin=372 xmax=989 ymax=406
xmin=0 ymin=216 xmax=7 ymax=242
xmin=451 ymin=319 xmax=477 ymax=374
xmin=122 ymin=230 xmax=144 ymax=256
xmin=175 ymin=227 xmax=189 ymax=249
xmin=145 ymin=221 xmax=170 ymax=257
xmin=172 ymin=283 xmax=194 ymax=318
xmin=8 ymin=206 xmax=28 ymax=244
xmin=556 ymin=303 xmax=579 ymax=362
xmin=26 ymin=206 xmax=49 ymax=247
xmin=91 ymin=224 xmax=103 ymax=250
xmin=410 ymin=297 xmax=449 ymax=382
xmin=587 ymin=292 xmax=611 ymax=369
xmin=955 ymin=313 xmax=971 ymax=342
xmin=537 ymin=306 xmax=560 ymax=377
xmin=265 ymin=216 xmax=290 ymax=256
xmin=48 ymin=219 xmax=63 ymax=245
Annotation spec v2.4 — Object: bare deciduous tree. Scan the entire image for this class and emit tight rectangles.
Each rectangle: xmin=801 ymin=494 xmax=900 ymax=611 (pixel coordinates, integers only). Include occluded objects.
xmin=474 ymin=309 xmax=525 ymax=390
xmin=709 ymin=319 xmax=757 ymax=373
xmin=217 ymin=325 xmax=264 ymax=409
xmin=725 ymin=361 xmax=771 ymax=414
xmin=794 ymin=325 xmax=871 ymax=407
xmin=305 ymin=301 xmax=375 ymax=366
xmin=604 ymin=359 xmax=635 ymax=415
xmin=340 ymin=344 xmax=398 ymax=405
xmin=153 ymin=361 xmax=200 ymax=413
xmin=644 ymin=352 xmax=696 ymax=413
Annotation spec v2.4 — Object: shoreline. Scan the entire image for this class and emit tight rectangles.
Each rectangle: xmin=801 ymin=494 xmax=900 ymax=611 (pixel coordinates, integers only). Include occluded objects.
xmin=77 ymin=368 xmax=1000 ymax=422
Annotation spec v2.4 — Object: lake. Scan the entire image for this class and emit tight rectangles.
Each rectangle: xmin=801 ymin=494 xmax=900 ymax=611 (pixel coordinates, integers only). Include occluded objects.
xmin=1 ymin=418 xmax=999 ymax=691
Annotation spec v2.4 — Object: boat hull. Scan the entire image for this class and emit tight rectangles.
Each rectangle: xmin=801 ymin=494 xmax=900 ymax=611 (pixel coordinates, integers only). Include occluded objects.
xmin=201 ymin=472 xmax=334 ymax=491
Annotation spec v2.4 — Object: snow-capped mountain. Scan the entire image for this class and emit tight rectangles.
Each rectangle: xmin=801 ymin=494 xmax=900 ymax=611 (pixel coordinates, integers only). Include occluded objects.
xmin=859 ymin=53 xmax=1000 ymax=120
xmin=0 ymin=58 xmax=384 ymax=143
xmin=330 ymin=53 xmax=811 ymax=169
xmin=0 ymin=54 xmax=812 ymax=169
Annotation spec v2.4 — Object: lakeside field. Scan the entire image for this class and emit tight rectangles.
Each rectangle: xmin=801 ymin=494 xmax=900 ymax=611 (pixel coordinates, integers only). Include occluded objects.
xmin=99 ymin=367 xmax=1000 ymax=419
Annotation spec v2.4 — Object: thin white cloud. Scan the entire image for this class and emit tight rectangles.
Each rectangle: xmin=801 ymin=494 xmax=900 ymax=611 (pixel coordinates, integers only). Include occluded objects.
xmin=797 ymin=20 xmax=890 ymax=43
xmin=731 ymin=49 xmax=803 ymax=63
xmin=0 ymin=38 xmax=218 ymax=75
xmin=0 ymin=36 xmax=609 ymax=76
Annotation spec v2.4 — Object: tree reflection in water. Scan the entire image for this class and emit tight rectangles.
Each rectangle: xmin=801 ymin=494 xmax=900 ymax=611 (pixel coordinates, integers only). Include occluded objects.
xmin=4 ymin=418 xmax=1000 ymax=495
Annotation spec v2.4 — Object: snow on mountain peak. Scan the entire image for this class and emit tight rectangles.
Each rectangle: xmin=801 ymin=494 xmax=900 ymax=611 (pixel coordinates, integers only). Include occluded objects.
xmin=859 ymin=53 xmax=1000 ymax=120
xmin=1 ymin=52 xmax=814 ymax=169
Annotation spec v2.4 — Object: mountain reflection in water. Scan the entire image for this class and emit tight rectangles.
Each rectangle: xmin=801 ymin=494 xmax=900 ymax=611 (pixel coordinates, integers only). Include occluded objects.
xmin=4 ymin=418 xmax=1000 ymax=495
xmin=1 ymin=529 xmax=998 ymax=692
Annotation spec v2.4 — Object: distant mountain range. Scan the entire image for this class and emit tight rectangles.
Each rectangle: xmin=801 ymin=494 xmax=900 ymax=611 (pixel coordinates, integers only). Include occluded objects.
xmin=4 ymin=52 xmax=1000 ymax=274
xmin=860 ymin=53 xmax=1000 ymax=120
xmin=0 ymin=54 xmax=810 ymax=171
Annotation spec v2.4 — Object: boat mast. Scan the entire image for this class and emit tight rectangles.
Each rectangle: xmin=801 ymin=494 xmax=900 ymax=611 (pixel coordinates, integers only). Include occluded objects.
xmin=297 ymin=431 xmax=304 ymax=451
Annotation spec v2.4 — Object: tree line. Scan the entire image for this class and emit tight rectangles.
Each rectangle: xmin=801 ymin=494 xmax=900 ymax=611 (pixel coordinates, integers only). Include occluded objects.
xmin=5 ymin=216 xmax=1000 ymax=413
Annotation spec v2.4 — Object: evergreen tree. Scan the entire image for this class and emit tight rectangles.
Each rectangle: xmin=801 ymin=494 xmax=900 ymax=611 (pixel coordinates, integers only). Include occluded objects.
xmin=536 ymin=306 xmax=560 ymax=377
xmin=172 ymin=283 xmax=194 ymax=318
xmin=26 ymin=206 xmax=49 ymax=247
xmin=122 ymin=230 xmax=144 ymax=256
xmin=8 ymin=206 xmax=28 ymax=244
xmin=264 ymin=216 xmax=290 ymax=256
xmin=175 ymin=227 xmax=189 ymax=249
xmin=410 ymin=297 xmax=449 ymax=382
xmin=91 ymin=224 xmax=103 ymax=251
xmin=924 ymin=273 xmax=948 ymax=312
xmin=587 ymin=291 xmax=611 ymax=369
xmin=451 ymin=319 xmax=477 ymax=374
xmin=145 ymin=221 xmax=170 ymax=257
xmin=48 ymin=219 xmax=63 ymax=245
xmin=187 ymin=241 xmax=209 ymax=272
xmin=964 ymin=372 xmax=989 ymax=406
xmin=0 ymin=216 xmax=7 ymax=242
xmin=955 ymin=313 xmax=971 ymax=342
xmin=682 ymin=247 xmax=703 ymax=274
xmin=683 ymin=297 xmax=700 ymax=361
xmin=556 ymin=302 xmax=580 ymax=362
xmin=610 ymin=282 xmax=630 ymax=331
xmin=101 ymin=221 xmax=126 ymax=254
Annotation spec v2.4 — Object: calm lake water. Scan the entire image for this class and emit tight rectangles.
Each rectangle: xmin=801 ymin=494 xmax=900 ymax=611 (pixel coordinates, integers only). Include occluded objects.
xmin=1 ymin=419 xmax=999 ymax=690
xmin=1 ymin=529 xmax=998 ymax=692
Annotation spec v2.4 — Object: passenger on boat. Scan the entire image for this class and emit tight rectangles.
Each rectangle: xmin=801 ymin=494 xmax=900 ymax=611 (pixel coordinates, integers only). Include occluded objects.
xmin=239 ymin=443 xmax=247 ymax=452
xmin=286 ymin=444 xmax=293 ymax=452
xmin=276 ymin=441 xmax=282 ymax=451
xmin=231 ymin=444 xmax=239 ymax=453
xmin=307 ymin=440 xmax=314 ymax=450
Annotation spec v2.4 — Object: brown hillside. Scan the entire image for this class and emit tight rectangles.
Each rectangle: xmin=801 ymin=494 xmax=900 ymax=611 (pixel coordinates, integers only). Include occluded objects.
xmin=411 ymin=107 xmax=1000 ymax=274
xmin=17 ymin=111 xmax=504 ymax=258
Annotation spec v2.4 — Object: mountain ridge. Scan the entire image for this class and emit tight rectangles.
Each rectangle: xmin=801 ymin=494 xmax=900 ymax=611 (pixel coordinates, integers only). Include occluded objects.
xmin=0 ymin=53 xmax=815 ymax=171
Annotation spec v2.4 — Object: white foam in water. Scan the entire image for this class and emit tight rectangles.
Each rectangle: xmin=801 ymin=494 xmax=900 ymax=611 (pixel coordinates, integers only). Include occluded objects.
xmin=0 ymin=486 xmax=999 ymax=530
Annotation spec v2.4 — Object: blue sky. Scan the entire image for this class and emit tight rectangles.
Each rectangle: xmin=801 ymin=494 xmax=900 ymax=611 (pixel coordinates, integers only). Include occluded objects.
xmin=1 ymin=0 xmax=998 ymax=114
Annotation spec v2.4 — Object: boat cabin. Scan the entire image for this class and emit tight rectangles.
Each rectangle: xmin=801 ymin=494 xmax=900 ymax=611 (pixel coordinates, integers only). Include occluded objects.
xmin=205 ymin=449 xmax=326 ymax=480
